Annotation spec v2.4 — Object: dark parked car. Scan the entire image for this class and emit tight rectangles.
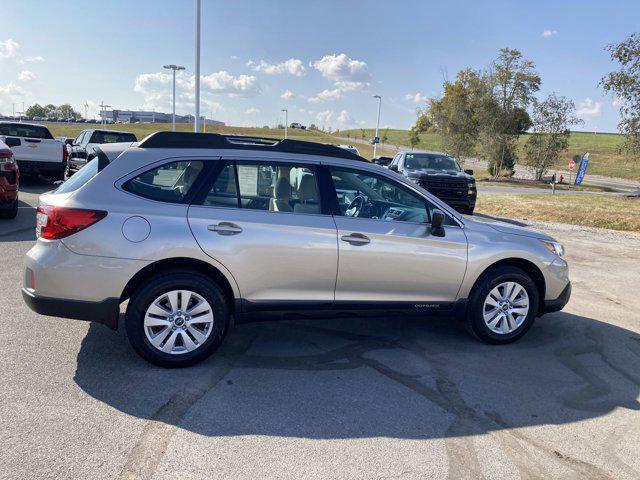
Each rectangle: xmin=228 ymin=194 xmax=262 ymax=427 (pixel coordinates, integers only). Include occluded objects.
xmin=388 ymin=151 xmax=477 ymax=214
xmin=0 ymin=139 xmax=19 ymax=219
xmin=66 ymin=129 xmax=137 ymax=176
xmin=373 ymin=156 xmax=393 ymax=166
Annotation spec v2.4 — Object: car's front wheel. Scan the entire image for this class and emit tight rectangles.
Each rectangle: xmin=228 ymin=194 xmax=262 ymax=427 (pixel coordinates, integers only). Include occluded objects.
xmin=0 ymin=197 xmax=18 ymax=219
xmin=125 ymin=271 xmax=230 ymax=367
xmin=467 ymin=266 xmax=539 ymax=344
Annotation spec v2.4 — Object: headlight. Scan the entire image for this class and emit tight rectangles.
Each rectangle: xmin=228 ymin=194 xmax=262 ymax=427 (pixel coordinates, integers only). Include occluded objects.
xmin=541 ymin=240 xmax=564 ymax=257
xmin=468 ymin=181 xmax=476 ymax=194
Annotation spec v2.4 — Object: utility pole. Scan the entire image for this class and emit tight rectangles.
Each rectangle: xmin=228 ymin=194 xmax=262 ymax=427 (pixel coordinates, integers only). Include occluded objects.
xmin=163 ymin=64 xmax=185 ymax=131
xmin=281 ymin=109 xmax=288 ymax=139
xmin=194 ymin=0 xmax=201 ymax=133
xmin=372 ymin=95 xmax=382 ymax=159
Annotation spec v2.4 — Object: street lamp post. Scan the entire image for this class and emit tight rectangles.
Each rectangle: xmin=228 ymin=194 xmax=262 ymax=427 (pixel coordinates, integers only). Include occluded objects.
xmin=194 ymin=0 xmax=201 ymax=133
xmin=373 ymin=95 xmax=382 ymax=159
xmin=281 ymin=109 xmax=288 ymax=139
xmin=163 ymin=64 xmax=185 ymax=131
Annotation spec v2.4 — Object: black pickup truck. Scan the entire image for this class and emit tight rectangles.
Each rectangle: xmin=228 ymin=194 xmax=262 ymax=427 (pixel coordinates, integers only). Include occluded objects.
xmin=388 ymin=151 xmax=477 ymax=214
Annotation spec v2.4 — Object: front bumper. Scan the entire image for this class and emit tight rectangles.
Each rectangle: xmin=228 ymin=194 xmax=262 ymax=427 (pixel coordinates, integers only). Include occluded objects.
xmin=541 ymin=282 xmax=571 ymax=314
xmin=22 ymin=288 xmax=120 ymax=329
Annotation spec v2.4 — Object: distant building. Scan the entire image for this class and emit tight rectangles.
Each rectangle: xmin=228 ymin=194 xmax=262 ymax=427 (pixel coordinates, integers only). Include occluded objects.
xmin=99 ymin=109 xmax=225 ymax=126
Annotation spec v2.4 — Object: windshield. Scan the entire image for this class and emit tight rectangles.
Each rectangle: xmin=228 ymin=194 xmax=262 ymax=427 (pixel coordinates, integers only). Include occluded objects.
xmin=55 ymin=157 xmax=99 ymax=194
xmin=404 ymin=153 xmax=459 ymax=171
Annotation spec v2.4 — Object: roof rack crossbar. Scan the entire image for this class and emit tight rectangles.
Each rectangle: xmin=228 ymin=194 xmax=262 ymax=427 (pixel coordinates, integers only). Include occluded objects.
xmin=137 ymin=131 xmax=367 ymax=162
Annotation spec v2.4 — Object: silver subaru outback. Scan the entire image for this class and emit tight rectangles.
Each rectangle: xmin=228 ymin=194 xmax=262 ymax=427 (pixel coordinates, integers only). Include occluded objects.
xmin=22 ymin=132 xmax=570 ymax=367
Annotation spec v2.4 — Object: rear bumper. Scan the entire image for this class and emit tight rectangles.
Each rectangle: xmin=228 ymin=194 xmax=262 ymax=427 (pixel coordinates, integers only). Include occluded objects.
xmin=542 ymin=282 xmax=571 ymax=314
xmin=22 ymin=288 xmax=120 ymax=329
xmin=16 ymin=160 xmax=65 ymax=174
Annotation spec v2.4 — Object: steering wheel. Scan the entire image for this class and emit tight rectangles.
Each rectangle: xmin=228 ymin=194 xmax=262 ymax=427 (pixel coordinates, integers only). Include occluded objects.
xmin=345 ymin=194 xmax=366 ymax=217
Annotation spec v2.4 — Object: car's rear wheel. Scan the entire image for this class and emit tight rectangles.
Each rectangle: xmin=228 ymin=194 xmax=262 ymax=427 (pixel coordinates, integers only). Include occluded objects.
xmin=0 ymin=198 xmax=18 ymax=219
xmin=125 ymin=271 xmax=230 ymax=367
xmin=466 ymin=266 xmax=539 ymax=344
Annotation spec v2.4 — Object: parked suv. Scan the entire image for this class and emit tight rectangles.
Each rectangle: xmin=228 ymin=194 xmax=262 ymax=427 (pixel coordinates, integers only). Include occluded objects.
xmin=0 ymin=139 xmax=19 ymax=219
xmin=23 ymin=132 xmax=570 ymax=367
xmin=389 ymin=151 xmax=477 ymax=214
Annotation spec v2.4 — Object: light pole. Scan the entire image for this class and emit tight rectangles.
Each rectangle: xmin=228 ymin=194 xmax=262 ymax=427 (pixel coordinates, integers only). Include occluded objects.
xmin=281 ymin=109 xmax=288 ymax=139
xmin=194 ymin=0 xmax=201 ymax=133
xmin=373 ymin=95 xmax=382 ymax=159
xmin=163 ymin=64 xmax=185 ymax=131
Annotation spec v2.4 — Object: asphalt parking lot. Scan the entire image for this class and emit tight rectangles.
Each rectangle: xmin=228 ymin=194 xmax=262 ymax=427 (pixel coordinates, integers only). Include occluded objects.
xmin=2 ymin=178 xmax=640 ymax=479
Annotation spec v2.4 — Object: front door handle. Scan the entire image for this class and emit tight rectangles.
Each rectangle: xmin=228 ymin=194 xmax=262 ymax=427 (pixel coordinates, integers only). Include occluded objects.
xmin=208 ymin=222 xmax=243 ymax=235
xmin=341 ymin=233 xmax=370 ymax=245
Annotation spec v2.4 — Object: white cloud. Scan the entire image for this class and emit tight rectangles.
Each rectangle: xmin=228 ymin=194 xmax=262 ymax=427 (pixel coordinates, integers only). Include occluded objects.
xmin=576 ymin=98 xmax=602 ymax=119
xmin=316 ymin=110 xmax=333 ymax=124
xmin=18 ymin=70 xmax=35 ymax=81
xmin=612 ymin=96 xmax=623 ymax=108
xmin=310 ymin=53 xmax=371 ymax=91
xmin=0 ymin=39 xmax=19 ymax=59
xmin=230 ymin=55 xmax=238 ymax=60
xmin=0 ymin=82 xmax=30 ymax=114
xmin=308 ymin=88 xmax=342 ymax=103
xmin=0 ymin=82 xmax=28 ymax=96
xmin=405 ymin=92 xmax=427 ymax=103
xmin=245 ymin=107 xmax=260 ymax=114
xmin=22 ymin=55 xmax=45 ymax=63
xmin=542 ymin=29 xmax=557 ymax=38
xmin=201 ymin=71 xmax=260 ymax=97
xmin=336 ymin=109 xmax=353 ymax=126
xmin=280 ymin=89 xmax=294 ymax=99
xmin=247 ymin=58 xmax=305 ymax=76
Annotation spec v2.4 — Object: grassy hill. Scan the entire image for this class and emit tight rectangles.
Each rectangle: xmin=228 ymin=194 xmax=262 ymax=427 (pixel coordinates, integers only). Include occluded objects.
xmin=44 ymin=122 xmax=396 ymax=160
xmin=341 ymin=129 xmax=639 ymax=180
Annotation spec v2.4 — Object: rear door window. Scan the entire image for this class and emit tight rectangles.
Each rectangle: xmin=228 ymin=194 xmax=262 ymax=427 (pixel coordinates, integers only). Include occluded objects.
xmin=123 ymin=160 xmax=205 ymax=203
xmin=198 ymin=161 xmax=321 ymax=214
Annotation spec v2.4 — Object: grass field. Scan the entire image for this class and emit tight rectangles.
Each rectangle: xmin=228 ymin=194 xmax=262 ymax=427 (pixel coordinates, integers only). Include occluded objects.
xmin=45 ymin=122 xmax=397 ymax=160
xmin=476 ymin=194 xmax=640 ymax=232
xmin=341 ymin=129 xmax=639 ymax=180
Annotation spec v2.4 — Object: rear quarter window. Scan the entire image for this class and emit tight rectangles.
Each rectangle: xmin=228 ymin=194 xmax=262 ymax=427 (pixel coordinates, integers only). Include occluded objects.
xmin=0 ymin=123 xmax=54 ymax=139
xmin=123 ymin=160 xmax=205 ymax=203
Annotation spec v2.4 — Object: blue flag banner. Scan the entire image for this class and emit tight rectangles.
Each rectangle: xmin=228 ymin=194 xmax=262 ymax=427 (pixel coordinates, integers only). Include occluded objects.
xmin=574 ymin=152 xmax=589 ymax=186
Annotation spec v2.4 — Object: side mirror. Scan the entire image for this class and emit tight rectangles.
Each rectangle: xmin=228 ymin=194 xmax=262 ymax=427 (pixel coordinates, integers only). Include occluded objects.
xmin=431 ymin=209 xmax=445 ymax=237
xmin=388 ymin=164 xmax=398 ymax=172
xmin=464 ymin=169 xmax=474 ymax=176
xmin=5 ymin=137 xmax=21 ymax=148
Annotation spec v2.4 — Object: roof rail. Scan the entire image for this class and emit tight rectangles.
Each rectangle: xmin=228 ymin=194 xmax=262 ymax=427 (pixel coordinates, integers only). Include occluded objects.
xmin=137 ymin=131 xmax=367 ymax=162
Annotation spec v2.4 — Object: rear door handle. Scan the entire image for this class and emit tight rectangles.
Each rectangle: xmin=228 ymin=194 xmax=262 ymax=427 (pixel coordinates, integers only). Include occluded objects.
xmin=208 ymin=222 xmax=243 ymax=235
xmin=340 ymin=233 xmax=370 ymax=245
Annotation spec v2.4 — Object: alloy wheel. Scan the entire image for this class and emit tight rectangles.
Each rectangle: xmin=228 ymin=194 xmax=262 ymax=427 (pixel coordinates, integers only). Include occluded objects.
xmin=143 ymin=290 xmax=214 ymax=355
xmin=482 ymin=281 xmax=530 ymax=335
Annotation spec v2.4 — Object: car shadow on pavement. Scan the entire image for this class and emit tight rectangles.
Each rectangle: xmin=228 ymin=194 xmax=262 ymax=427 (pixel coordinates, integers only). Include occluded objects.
xmin=16 ymin=176 xmax=56 ymax=195
xmin=74 ymin=311 xmax=640 ymax=446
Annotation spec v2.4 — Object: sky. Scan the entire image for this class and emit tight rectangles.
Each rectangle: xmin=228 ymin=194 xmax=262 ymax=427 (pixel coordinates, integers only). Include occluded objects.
xmin=1 ymin=0 xmax=638 ymax=132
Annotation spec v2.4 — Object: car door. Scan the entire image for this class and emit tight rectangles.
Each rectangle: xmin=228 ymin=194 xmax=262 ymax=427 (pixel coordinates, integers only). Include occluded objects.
xmin=188 ymin=159 xmax=338 ymax=309
xmin=327 ymin=164 xmax=467 ymax=305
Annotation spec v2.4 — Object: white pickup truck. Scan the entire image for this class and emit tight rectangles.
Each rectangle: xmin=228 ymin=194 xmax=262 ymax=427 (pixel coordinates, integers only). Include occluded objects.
xmin=0 ymin=122 xmax=66 ymax=180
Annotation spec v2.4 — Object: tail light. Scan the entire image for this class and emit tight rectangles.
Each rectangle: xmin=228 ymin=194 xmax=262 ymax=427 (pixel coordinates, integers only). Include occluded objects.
xmin=63 ymin=144 xmax=68 ymax=162
xmin=0 ymin=147 xmax=16 ymax=171
xmin=36 ymin=205 xmax=107 ymax=240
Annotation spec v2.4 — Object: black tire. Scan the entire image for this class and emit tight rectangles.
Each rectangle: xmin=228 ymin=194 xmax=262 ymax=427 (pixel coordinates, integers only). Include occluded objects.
xmin=0 ymin=198 xmax=18 ymax=219
xmin=466 ymin=266 xmax=539 ymax=344
xmin=125 ymin=270 xmax=230 ymax=368
xmin=65 ymin=163 xmax=74 ymax=178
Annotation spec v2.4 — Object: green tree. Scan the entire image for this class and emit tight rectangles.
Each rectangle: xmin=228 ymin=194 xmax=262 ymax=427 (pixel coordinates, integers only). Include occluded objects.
xmin=308 ymin=123 xmax=318 ymax=131
xmin=25 ymin=104 xmax=47 ymax=118
xmin=360 ymin=128 xmax=367 ymax=140
xmin=601 ymin=32 xmax=640 ymax=162
xmin=381 ymin=128 xmax=389 ymax=144
xmin=44 ymin=104 xmax=57 ymax=116
xmin=413 ymin=110 xmax=432 ymax=133
xmin=427 ymin=68 xmax=488 ymax=162
xmin=56 ymin=104 xmax=81 ymax=119
xmin=523 ymin=93 xmax=582 ymax=180
xmin=482 ymin=48 xmax=541 ymax=176
xmin=408 ymin=127 xmax=420 ymax=149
